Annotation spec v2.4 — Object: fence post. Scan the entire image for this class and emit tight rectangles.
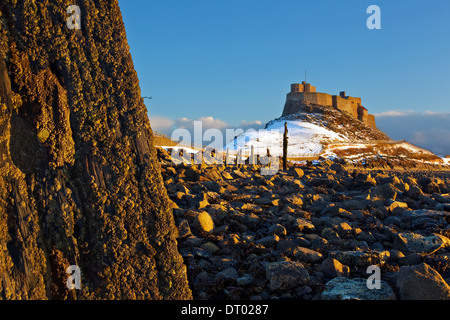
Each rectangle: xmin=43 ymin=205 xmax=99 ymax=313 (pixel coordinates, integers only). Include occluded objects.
xmin=283 ymin=122 xmax=288 ymax=171
xmin=251 ymin=145 xmax=255 ymax=165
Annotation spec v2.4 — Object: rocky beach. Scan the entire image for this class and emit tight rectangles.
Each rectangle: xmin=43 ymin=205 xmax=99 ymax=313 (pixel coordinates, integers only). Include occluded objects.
xmin=158 ymin=148 xmax=450 ymax=300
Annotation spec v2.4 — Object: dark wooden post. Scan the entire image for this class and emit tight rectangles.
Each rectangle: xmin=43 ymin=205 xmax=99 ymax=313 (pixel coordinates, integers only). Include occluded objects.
xmin=283 ymin=122 xmax=289 ymax=170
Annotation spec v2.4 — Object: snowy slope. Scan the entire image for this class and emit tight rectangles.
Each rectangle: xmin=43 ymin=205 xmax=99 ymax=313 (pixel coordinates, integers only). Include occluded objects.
xmin=224 ymin=118 xmax=346 ymax=157
xmin=222 ymin=110 xmax=443 ymax=164
xmin=160 ymin=146 xmax=200 ymax=154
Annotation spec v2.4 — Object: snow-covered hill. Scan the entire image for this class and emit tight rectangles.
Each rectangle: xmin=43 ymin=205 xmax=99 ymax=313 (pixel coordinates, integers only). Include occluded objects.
xmin=223 ymin=106 xmax=444 ymax=164
xmin=224 ymin=116 xmax=344 ymax=157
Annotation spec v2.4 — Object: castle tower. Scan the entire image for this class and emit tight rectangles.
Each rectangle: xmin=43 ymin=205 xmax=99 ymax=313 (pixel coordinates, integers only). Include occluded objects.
xmin=290 ymin=81 xmax=316 ymax=93
xmin=291 ymin=83 xmax=304 ymax=92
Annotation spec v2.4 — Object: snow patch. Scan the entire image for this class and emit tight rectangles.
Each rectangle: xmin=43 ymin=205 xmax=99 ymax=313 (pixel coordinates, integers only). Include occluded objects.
xmin=224 ymin=119 xmax=345 ymax=157
xmin=160 ymin=146 xmax=200 ymax=154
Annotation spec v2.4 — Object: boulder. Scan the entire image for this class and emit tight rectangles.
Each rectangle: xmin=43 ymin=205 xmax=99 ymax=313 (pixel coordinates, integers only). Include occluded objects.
xmin=233 ymin=170 xmax=248 ymax=179
xmin=194 ymin=211 xmax=215 ymax=233
xmin=236 ymin=275 xmax=255 ymax=287
xmin=283 ymin=194 xmax=304 ymax=207
xmin=192 ymin=248 xmax=212 ymax=259
xmin=289 ymin=168 xmax=305 ymax=178
xmin=433 ymin=193 xmax=450 ymax=204
xmin=265 ymin=261 xmax=310 ymax=291
xmin=406 ymin=186 xmax=424 ymax=200
xmin=396 ymin=263 xmax=450 ymax=300
xmin=318 ymin=258 xmax=350 ymax=278
xmin=268 ymin=223 xmax=287 ymax=237
xmin=177 ymin=219 xmax=192 ymax=238
xmin=201 ymin=242 xmax=220 ymax=254
xmin=336 ymin=222 xmax=353 ymax=237
xmin=393 ymin=232 xmax=450 ymax=255
xmin=330 ymin=163 xmax=346 ymax=173
xmin=369 ymin=183 xmax=397 ymax=202
xmin=294 ymin=218 xmax=316 ymax=233
xmin=421 ymin=191 xmax=440 ymax=203
xmin=215 ymin=267 xmax=239 ymax=283
xmin=207 ymin=204 xmax=228 ymax=221
xmin=255 ymin=235 xmax=280 ymax=247
xmin=340 ymin=199 xmax=368 ymax=211
xmin=294 ymin=247 xmax=323 ymax=263
xmin=401 ymin=209 xmax=450 ymax=220
xmin=321 ymin=277 xmax=396 ymax=300
xmin=222 ymin=171 xmax=234 ymax=180
xmin=355 ymin=172 xmax=377 ymax=187
xmin=321 ymin=228 xmax=340 ymax=241
xmin=422 ymin=180 xmax=441 ymax=194
xmin=387 ymin=200 xmax=408 ymax=212
xmin=198 ymin=198 xmax=210 ymax=210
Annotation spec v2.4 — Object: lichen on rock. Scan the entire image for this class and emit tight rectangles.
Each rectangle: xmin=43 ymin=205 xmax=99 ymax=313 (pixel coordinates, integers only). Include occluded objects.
xmin=0 ymin=0 xmax=191 ymax=300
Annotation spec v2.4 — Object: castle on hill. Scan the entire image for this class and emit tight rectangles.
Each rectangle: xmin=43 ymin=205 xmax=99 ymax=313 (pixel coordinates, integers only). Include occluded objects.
xmin=282 ymin=82 xmax=377 ymax=128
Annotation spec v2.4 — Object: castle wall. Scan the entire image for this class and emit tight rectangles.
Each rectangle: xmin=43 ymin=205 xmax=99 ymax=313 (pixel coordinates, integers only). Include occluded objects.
xmin=356 ymin=106 xmax=376 ymax=128
xmin=332 ymin=95 xmax=359 ymax=118
xmin=366 ymin=114 xmax=377 ymax=128
xmin=282 ymin=85 xmax=377 ymax=129
xmin=348 ymin=96 xmax=362 ymax=105
xmin=301 ymin=92 xmax=333 ymax=106
xmin=285 ymin=92 xmax=333 ymax=106
xmin=282 ymin=92 xmax=332 ymax=116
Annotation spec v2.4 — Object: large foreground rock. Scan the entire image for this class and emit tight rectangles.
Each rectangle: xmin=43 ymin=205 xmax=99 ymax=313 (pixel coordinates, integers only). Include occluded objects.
xmin=321 ymin=277 xmax=396 ymax=300
xmin=0 ymin=1 xmax=191 ymax=299
xmin=396 ymin=263 xmax=450 ymax=300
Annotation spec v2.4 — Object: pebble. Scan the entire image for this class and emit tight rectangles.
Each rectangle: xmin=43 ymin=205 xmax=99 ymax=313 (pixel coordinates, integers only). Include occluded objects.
xmin=194 ymin=211 xmax=215 ymax=232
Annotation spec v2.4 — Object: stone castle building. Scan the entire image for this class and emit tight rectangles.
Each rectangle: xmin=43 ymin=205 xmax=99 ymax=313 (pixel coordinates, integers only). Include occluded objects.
xmin=282 ymin=82 xmax=377 ymax=128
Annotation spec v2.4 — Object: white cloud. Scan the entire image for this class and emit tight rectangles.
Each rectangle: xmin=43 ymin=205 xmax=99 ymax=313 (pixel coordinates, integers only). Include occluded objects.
xmin=240 ymin=120 xmax=263 ymax=126
xmin=374 ymin=110 xmax=417 ymax=117
xmin=175 ymin=116 xmax=229 ymax=131
xmin=149 ymin=114 xmax=265 ymax=147
xmin=424 ymin=111 xmax=450 ymax=118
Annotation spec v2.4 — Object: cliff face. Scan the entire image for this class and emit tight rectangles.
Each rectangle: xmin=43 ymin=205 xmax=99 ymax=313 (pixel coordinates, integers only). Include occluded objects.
xmin=0 ymin=0 xmax=191 ymax=300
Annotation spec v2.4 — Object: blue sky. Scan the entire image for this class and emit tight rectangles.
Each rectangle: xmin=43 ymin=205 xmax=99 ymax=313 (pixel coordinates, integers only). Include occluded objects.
xmin=118 ymin=0 xmax=450 ymax=155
